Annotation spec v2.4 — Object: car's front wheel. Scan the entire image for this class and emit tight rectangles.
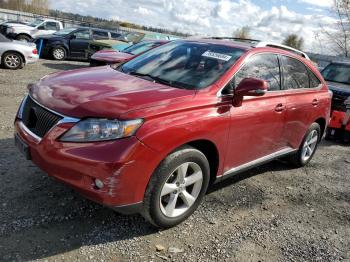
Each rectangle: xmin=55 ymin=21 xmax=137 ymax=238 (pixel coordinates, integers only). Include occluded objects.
xmin=51 ymin=47 xmax=66 ymax=60
xmin=142 ymin=146 xmax=210 ymax=228
xmin=2 ymin=52 xmax=24 ymax=70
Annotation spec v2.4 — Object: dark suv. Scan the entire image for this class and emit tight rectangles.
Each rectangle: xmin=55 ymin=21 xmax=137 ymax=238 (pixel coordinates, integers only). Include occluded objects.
xmin=15 ymin=39 xmax=331 ymax=228
xmin=36 ymin=27 xmax=121 ymax=60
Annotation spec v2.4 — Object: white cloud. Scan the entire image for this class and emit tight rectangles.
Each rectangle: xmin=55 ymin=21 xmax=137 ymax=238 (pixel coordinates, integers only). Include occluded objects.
xmin=298 ymin=0 xmax=333 ymax=7
xmin=49 ymin=0 xmax=337 ymax=54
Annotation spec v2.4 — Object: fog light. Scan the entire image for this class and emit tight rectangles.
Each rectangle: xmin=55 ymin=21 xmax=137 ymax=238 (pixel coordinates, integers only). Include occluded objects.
xmin=94 ymin=179 xmax=104 ymax=189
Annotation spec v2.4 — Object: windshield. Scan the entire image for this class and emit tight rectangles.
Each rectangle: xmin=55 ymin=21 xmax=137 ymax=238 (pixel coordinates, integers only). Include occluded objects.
xmin=120 ymin=40 xmax=245 ymax=90
xmin=122 ymin=41 xmax=161 ymax=55
xmin=27 ymin=19 xmax=44 ymax=27
xmin=322 ymin=63 xmax=350 ymax=85
xmin=53 ymin=28 xmax=77 ymax=36
xmin=118 ymin=32 xmax=144 ymax=43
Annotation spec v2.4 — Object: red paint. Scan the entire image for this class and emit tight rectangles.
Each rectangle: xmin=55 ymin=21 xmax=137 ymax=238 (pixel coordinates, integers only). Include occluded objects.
xmin=91 ymin=50 xmax=134 ymax=63
xmin=15 ymin=41 xmax=332 ymax=209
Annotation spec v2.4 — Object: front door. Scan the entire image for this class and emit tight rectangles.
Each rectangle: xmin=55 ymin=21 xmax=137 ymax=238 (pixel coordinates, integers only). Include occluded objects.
xmin=69 ymin=29 xmax=91 ymax=58
xmin=223 ymin=53 xmax=288 ymax=173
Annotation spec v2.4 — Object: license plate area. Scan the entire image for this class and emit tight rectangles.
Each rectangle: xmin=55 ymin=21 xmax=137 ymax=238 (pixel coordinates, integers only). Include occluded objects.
xmin=15 ymin=134 xmax=31 ymax=160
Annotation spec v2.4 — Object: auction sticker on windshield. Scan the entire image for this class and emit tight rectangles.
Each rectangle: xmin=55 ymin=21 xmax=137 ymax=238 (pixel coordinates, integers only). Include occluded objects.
xmin=202 ymin=51 xmax=232 ymax=61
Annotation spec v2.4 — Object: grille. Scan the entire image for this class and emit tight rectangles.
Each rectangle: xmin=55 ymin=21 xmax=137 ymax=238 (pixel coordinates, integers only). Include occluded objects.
xmin=21 ymin=96 xmax=63 ymax=137
xmin=331 ymin=90 xmax=349 ymax=112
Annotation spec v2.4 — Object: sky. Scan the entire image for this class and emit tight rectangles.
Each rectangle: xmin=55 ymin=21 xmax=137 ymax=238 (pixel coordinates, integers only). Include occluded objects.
xmin=48 ymin=0 xmax=337 ymax=53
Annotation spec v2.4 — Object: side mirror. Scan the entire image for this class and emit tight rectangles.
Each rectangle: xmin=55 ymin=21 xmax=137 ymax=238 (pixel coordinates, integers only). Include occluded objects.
xmin=233 ymin=78 xmax=268 ymax=107
xmin=70 ymin=34 xmax=76 ymax=40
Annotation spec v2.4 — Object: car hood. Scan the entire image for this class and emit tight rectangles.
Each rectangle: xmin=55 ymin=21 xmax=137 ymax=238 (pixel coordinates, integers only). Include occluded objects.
xmin=91 ymin=50 xmax=133 ymax=62
xmin=29 ymin=66 xmax=195 ymax=118
xmin=11 ymin=40 xmax=36 ymax=47
xmin=36 ymin=34 xmax=61 ymax=40
xmin=327 ymin=81 xmax=350 ymax=96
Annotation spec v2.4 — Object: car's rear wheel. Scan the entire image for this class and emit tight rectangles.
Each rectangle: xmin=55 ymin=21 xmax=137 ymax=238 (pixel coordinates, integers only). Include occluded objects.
xmin=16 ymin=34 xmax=31 ymax=42
xmin=142 ymin=146 xmax=210 ymax=228
xmin=52 ymin=47 xmax=66 ymax=60
xmin=2 ymin=52 xmax=24 ymax=70
xmin=287 ymin=123 xmax=321 ymax=167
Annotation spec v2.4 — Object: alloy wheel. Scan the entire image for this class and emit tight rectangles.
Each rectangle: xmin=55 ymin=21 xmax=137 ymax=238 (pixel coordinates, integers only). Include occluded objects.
xmin=301 ymin=129 xmax=319 ymax=162
xmin=53 ymin=48 xmax=65 ymax=60
xmin=160 ymin=162 xmax=203 ymax=218
xmin=4 ymin=55 xmax=21 ymax=68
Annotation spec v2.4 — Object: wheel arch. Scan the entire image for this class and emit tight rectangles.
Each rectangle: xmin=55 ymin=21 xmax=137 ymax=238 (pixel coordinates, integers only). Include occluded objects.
xmin=16 ymin=33 xmax=32 ymax=40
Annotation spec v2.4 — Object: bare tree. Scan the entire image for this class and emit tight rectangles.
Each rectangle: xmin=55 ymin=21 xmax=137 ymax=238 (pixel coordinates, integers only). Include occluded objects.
xmin=322 ymin=0 xmax=350 ymax=57
xmin=233 ymin=26 xmax=251 ymax=39
xmin=282 ymin=34 xmax=304 ymax=50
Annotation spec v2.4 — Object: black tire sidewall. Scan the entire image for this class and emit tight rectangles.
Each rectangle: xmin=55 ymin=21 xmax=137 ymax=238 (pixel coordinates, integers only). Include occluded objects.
xmin=16 ymin=35 xmax=31 ymax=42
xmin=2 ymin=52 xmax=23 ymax=70
xmin=145 ymin=147 xmax=210 ymax=228
xmin=52 ymin=47 xmax=66 ymax=60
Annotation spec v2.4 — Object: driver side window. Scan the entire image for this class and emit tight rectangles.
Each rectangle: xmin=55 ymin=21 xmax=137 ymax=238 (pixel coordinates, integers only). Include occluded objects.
xmin=223 ymin=54 xmax=281 ymax=94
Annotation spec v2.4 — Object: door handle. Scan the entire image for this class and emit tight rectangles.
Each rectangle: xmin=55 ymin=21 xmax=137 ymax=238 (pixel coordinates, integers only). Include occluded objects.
xmin=275 ymin=103 xmax=285 ymax=112
xmin=312 ymin=99 xmax=319 ymax=106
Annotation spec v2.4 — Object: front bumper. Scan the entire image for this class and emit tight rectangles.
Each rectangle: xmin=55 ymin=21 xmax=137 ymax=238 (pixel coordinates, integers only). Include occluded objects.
xmin=14 ymin=118 xmax=159 ymax=212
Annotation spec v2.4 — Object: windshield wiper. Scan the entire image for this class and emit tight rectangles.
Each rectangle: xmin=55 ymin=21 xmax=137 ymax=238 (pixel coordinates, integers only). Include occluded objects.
xmin=128 ymin=71 xmax=184 ymax=88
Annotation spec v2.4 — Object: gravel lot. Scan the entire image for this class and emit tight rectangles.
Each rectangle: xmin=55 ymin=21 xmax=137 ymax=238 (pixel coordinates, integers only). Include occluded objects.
xmin=0 ymin=60 xmax=349 ymax=262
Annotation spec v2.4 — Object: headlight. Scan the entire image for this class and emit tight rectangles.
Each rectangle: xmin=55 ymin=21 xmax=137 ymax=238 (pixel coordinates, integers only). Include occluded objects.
xmin=6 ymin=27 xmax=14 ymax=33
xmin=60 ymin=118 xmax=143 ymax=142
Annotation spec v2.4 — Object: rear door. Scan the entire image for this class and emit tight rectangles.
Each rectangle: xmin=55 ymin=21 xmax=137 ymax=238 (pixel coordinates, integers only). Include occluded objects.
xmin=279 ymin=55 xmax=324 ymax=148
xmin=69 ymin=29 xmax=91 ymax=58
xmin=223 ymin=53 xmax=288 ymax=172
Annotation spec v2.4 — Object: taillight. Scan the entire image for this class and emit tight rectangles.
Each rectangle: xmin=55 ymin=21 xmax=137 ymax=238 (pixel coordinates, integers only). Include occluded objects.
xmin=32 ymin=49 xmax=38 ymax=54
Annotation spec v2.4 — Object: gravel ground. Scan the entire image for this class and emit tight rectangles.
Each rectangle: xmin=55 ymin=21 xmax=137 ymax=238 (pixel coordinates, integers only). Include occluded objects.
xmin=0 ymin=60 xmax=349 ymax=262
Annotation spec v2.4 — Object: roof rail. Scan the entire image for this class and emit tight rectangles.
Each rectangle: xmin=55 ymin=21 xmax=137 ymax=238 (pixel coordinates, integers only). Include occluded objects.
xmin=256 ymin=42 xmax=310 ymax=60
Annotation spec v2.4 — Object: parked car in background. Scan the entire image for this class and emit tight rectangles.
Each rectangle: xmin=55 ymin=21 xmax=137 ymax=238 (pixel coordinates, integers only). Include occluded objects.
xmin=0 ymin=33 xmax=38 ymax=69
xmin=14 ymin=39 xmax=331 ymax=228
xmin=36 ymin=27 xmax=121 ymax=60
xmin=0 ymin=18 xmax=63 ymax=42
xmin=86 ymin=31 xmax=175 ymax=58
xmin=321 ymin=62 xmax=350 ymax=141
xmin=90 ymin=40 xmax=168 ymax=66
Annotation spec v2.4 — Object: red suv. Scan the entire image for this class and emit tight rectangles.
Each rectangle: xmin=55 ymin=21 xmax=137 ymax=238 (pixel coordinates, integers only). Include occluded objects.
xmin=14 ymin=39 xmax=331 ymax=228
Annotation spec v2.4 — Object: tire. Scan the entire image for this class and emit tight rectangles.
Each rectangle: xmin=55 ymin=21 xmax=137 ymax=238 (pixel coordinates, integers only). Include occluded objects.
xmin=15 ymin=34 xmax=31 ymax=42
xmin=2 ymin=52 xmax=24 ymax=70
xmin=287 ymin=123 xmax=321 ymax=167
xmin=142 ymin=146 xmax=210 ymax=228
xmin=51 ymin=46 xmax=66 ymax=60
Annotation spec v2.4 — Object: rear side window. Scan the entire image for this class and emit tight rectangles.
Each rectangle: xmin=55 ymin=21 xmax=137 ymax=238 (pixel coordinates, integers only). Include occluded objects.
xmin=73 ymin=29 xmax=90 ymax=40
xmin=281 ymin=56 xmax=309 ymax=89
xmin=92 ymin=30 xmax=109 ymax=40
xmin=309 ymin=70 xmax=322 ymax=88
xmin=111 ymin=32 xmax=121 ymax=39
xmin=234 ymin=54 xmax=281 ymax=91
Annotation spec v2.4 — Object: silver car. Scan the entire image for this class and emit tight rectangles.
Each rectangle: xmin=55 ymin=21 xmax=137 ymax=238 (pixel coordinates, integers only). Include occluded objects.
xmin=0 ymin=33 xmax=39 ymax=69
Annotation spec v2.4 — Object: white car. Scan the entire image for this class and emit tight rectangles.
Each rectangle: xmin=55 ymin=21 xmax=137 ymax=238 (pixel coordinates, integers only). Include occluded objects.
xmin=0 ymin=33 xmax=39 ymax=69
xmin=1 ymin=18 xmax=63 ymax=42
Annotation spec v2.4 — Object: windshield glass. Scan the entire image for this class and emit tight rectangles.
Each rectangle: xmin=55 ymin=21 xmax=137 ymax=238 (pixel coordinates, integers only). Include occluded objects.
xmin=322 ymin=63 xmax=350 ymax=85
xmin=27 ymin=19 xmax=44 ymax=27
xmin=118 ymin=32 xmax=144 ymax=43
xmin=53 ymin=28 xmax=77 ymax=36
xmin=120 ymin=41 xmax=245 ymax=90
xmin=122 ymin=41 xmax=161 ymax=55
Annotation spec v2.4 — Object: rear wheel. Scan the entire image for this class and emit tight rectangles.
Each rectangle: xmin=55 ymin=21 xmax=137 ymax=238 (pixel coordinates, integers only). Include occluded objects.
xmin=2 ymin=52 xmax=24 ymax=70
xmin=142 ymin=146 xmax=210 ymax=228
xmin=51 ymin=47 xmax=66 ymax=60
xmin=287 ymin=123 xmax=321 ymax=167
xmin=16 ymin=34 xmax=31 ymax=42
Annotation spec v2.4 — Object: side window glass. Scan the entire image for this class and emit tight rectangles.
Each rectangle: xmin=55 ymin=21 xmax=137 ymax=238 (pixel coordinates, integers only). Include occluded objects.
xmin=44 ymin=22 xmax=58 ymax=30
xmin=234 ymin=54 xmax=281 ymax=91
xmin=281 ymin=56 xmax=309 ymax=89
xmin=92 ymin=30 xmax=109 ymax=40
xmin=73 ymin=30 xmax=90 ymax=40
xmin=308 ymin=70 xmax=322 ymax=88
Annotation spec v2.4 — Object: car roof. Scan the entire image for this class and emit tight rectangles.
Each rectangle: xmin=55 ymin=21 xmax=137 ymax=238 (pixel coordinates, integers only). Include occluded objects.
xmin=67 ymin=26 xmax=119 ymax=33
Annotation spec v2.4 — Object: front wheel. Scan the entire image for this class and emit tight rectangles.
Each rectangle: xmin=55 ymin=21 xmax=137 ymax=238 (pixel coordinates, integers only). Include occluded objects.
xmin=2 ymin=52 xmax=24 ymax=70
xmin=16 ymin=34 xmax=31 ymax=42
xmin=287 ymin=123 xmax=321 ymax=167
xmin=142 ymin=146 xmax=210 ymax=228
